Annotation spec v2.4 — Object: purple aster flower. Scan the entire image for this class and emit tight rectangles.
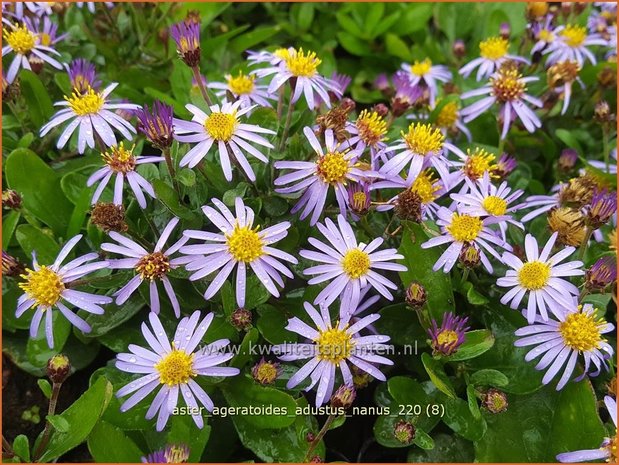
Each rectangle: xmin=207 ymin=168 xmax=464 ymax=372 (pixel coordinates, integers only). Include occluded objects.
xmin=16 ymin=235 xmax=112 ymax=348
xmin=514 ymin=303 xmax=614 ymax=390
xmin=391 ymin=70 xmax=424 ymax=116
xmin=461 ymin=67 xmax=542 ymax=139
xmin=344 ymin=109 xmax=389 ymax=167
xmin=530 ymin=15 xmax=558 ymax=56
xmin=25 ymin=16 xmax=68 ymax=48
xmin=585 ymin=256 xmax=617 ymax=291
xmin=494 ymin=153 xmax=517 ymax=178
xmin=142 ymin=444 xmax=190 ymax=463
xmin=557 ymin=395 xmax=616 ymax=462
xmin=428 ymin=312 xmax=470 ymax=356
xmin=135 ymin=101 xmax=175 ymax=150
xmin=274 ymin=127 xmax=374 ymax=225
xmin=3 ymin=2 xmax=53 ymax=18
xmin=520 ymin=184 xmax=563 ymax=223
xmin=459 ymin=36 xmax=529 ymax=81
xmin=180 ymin=197 xmax=297 ymax=307
xmin=67 ymin=58 xmax=101 ymax=95
xmin=174 ymin=100 xmax=275 ymax=181
xmin=247 ymin=47 xmax=293 ymax=66
xmin=209 ymin=71 xmax=275 ymax=109
xmin=447 ymin=147 xmax=500 ymax=191
xmin=101 ymin=217 xmax=187 ymax=317
xmin=299 ymin=214 xmax=407 ymax=314
xmin=2 ymin=20 xmax=63 ymax=83
xmin=40 ymin=80 xmax=139 ymax=154
xmin=544 ymin=24 xmax=609 ymax=66
xmin=587 ymin=188 xmax=617 ymax=228
xmin=75 ymin=2 xmax=114 ymax=13
xmin=374 ymin=73 xmax=391 ymax=93
xmin=87 ymin=142 xmax=164 ymax=209
xmin=421 ymin=206 xmax=512 ymax=274
xmin=116 ymin=311 xmax=239 ymax=431
xmin=401 ymin=58 xmax=452 ymax=106
xmin=497 ymin=232 xmax=583 ymax=323
xmin=170 ymin=21 xmax=201 ymax=67
xmin=273 ymin=301 xmax=393 ymax=406
xmin=346 ymin=181 xmax=372 ymax=218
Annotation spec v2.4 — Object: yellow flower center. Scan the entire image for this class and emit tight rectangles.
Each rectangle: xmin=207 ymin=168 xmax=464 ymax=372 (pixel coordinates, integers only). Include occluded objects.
xmin=4 ymin=24 xmax=36 ymax=55
xmin=402 ymin=123 xmax=444 ymax=155
xmin=355 ymin=110 xmax=387 ymax=146
xmin=410 ymin=170 xmax=440 ymax=204
xmin=437 ymin=329 xmax=459 ymax=346
xmin=435 ymin=101 xmax=459 ymax=128
xmin=135 ymin=251 xmax=171 ymax=281
xmin=341 ymin=248 xmax=371 ymax=279
xmin=482 ymin=195 xmax=508 ymax=216
xmin=178 ymin=36 xmax=199 ymax=54
xmin=316 ymin=151 xmax=350 ymax=184
xmin=227 ymin=72 xmax=255 ymax=95
xmin=517 ymin=261 xmax=551 ymax=290
xmin=352 ymin=191 xmax=368 ymax=210
xmin=165 ymin=446 xmax=190 ymax=464
xmin=463 ymin=148 xmax=498 ymax=180
xmin=447 ymin=213 xmax=483 ymax=242
xmin=254 ymin=361 xmax=279 ymax=384
xmin=491 ymin=68 xmax=526 ymax=102
xmin=285 ymin=48 xmax=321 ymax=77
xmin=559 ymin=309 xmax=605 ymax=352
xmin=479 ymin=37 xmax=509 ymax=60
xmin=19 ymin=266 xmax=64 ymax=309
xmin=39 ymin=32 xmax=52 ymax=47
xmin=155 ymin=348 xmax=195 ymax=386
xmin=65 ymin=86 xmax=105 ymax=116
xmin=226 ymin=225 xmax=264 ymax=263
xmin=204 ymin=111 xmax=237 ymax=141
xmin=102 ymin=142 xmax=136 ymax=173
xmin=273 ymin=48 xmax=291 ymax=61
xmin=528 ymin=2 xmax=549 ymax=18
xmin=316 ymin=325 xmax=354 ymax=364
xmin=539 ymin=29 xmax=554 ymax=43
xmin=560 ymin=25 xmax=587 ymax=48
xmin=410 ymin=58 xmax=432 ymax=76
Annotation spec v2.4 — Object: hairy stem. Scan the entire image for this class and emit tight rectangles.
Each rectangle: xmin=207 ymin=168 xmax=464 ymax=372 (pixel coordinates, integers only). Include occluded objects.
xmin=192 ymin=66 xmax=213 ymax=108
xmin=305 ymin=414 xmax=336 ymax=461
xmin=32 ymin=382 xmax=62 ymax=461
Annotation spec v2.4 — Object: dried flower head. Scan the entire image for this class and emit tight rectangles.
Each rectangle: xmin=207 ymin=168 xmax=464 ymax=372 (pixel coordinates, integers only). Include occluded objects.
xmin=547 ymin=207 xmax=586 ymax=247
xmin=90 ymin=202 xmax=128 ymax=233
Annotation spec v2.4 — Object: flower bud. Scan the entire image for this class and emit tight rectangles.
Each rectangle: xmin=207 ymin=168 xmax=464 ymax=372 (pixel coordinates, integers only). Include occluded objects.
xmin=352 ymin=364 xmax=372 ymax=389
xmin=499 ymin=22 xmax=511 ymax=40
xmin=452 ymin=39 xmax=466 ymax=59
xmin=90 ymin=202 xmax=128 ymax=233
xmin=459 ymin=244 xmax=481 ymax=269
xmin=374 ymin=73 xmax=392 ymax=97
xmin=47 ymin=354 xmax=71 ymax=384
xmin=2 ymin=190 xmax=22 ymax=210
xmin=482 ymin=388 xmax=508 ymax=413
xmin=558 ymin=148 xmax=578 ymax=173
xmin=394 ymin=190 xmax=422 ymax=222
xmin=372 ymin=103 xmax=389 ymax=117
xmin=306 ymin=432 xmax=316 ymax=442
xmin=587 ymin=189 xmax=617 ymax=229
xmin=347 ymin=183 xmax=371 ymax=217
xmin=230 ymin=308 xmax=252 ymax=331
xmin=310 ymin=456 xmax=323 ymax=463
xmin=28 ymin=56 xmax=44 ymax=74
xmin=405 ymin=282 xmax=427 ymax=309
xmin=251 ymin=358 xmax=280 ymax=385
xmin=393 ymin=420 xmax=415 ymax=444
xmin=594 ymin=100 xmax=614 ymax=124
xmin=597 ymin=66 xmax=616 ymax=89
xmin=2 ymin=251 xmax=24 ymax=277
xmin=585 ymin=256 xmax=617 ymax=291
xmin=330 ymin=384 xmax=356 ymax=409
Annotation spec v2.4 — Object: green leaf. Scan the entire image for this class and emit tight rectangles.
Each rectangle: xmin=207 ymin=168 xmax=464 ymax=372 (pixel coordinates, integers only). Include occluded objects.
xmin=421 ymin=352 xmax=456 ymax=399
xmin=474 ymin=380 xmax=606 ymax=462
xmin=170 ymin=60 xmax=193 ymax=103
xmin=408 ymin=433 xmax=474 ymax=462
xmin=257 ymin=305 xmax=297 ymax=345
xmin=413 ymin=428 xmax=435 ymax=450
xmin=467 ymin=384 xmax=481 ymax=420
xmin=229 ymin=328 xmax=259 ymax=370
xmin=47 ymin=415 xmax=70 ymax=433
xmin=442 ymin=395 xmax=487 ymax=441
xmin=12 ymin=435 xmax=30 ymax=462
xmin=230 ymin=26 xmax=281 ymax=54
xmin=443 ymin=330 xmax=495 ymax=362
xmin=37 ymin=376 xmax=113 ymax=462
xmin=87 ymin=420 xmax=144 ymax=462
xmin=19 ymin=70 xmax=54 ymax=127
xmin=166 ymin=415 xmax=212 ymax=462
xmin=38 ymin=379 xmax=53 ymax=399
xmin=461 ymin=281 xmax=490 ymax=306
xmin=222 ymin=375 xmax=297 ymax=429
xmin=385 ymin=33 xmax=412 ymax=61
xmin=398 ymin=223 xmax=455 ymax=319
xmin=374 ymin=303 xmax=427 ymax=346
xmin=15 ymin=224 xmax=60 ymax=265
xmin=469 ymin=369 xmax=509 ymax=388
xmin=5 ymin=148 xmax=73 ymax=235
xmin=152 ymin=179 xmax=195 ymax=220
xmin=83 ymin=294 xmax=144 ymax=338
xmin=336 ymin=32 xmax=371 ymax=56
xmin=26 ymin=312 xmax=72 ymax=368
xmin=2 ymin=210 xmax=21 ymax=249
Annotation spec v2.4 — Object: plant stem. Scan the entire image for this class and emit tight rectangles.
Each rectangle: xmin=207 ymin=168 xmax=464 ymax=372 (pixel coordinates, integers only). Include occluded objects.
xmin=2 ymin=435 xmax=14 ymax=459
xmin=602 ymin=126 xmax=610 ymax=173
xmin=277 ymin=84 xmax=296 ymax=152
xmin=142 ymin=208 xmax=159 ymax=237
xmin=305 ymin=414 xmax=337 ymax=461
xmin=497 ymin=134 xmax=506 ymax=155
xmin=276 ymin=87 xmax=285 ymax=120
xmin=163 ymin=147 xmax=182 ymax=199
xmin=32 ymin=382 xmax=62 ymax=462
xmin=578 ymin=226 xmax=593 ymax=260
xmin=192 ymin=66 xmax=213 ymax=108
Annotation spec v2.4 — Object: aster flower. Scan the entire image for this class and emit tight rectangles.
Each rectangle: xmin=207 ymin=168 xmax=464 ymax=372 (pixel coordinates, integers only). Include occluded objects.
xmin=401 ymin=58 xmax=452 ymax=106
xmin=180 ymin=197 xmax=297 ymax=307
xmin=497 ymin=232 xmax=583 ymax=323
xmin=16 ymin=235 xmax=112 ymax=348
xmin=169 ymin=21 xmax=200 ymax=67
xmin=585 ymin=256 xmax=617 ymax=291
xmin=247 ymin=47 xmax=293 ymax=66
xmin=174 ymin=100 xmax=275 ymax=181
xmin=586 ymin=188 xmax=617 ymax=229
xmin=299 ymin=215 xmax=407 ymax=314
xmin=344 ymin=109 xmax=388 ymax=167
xmin=273 ymin=301 xmax=393 ymax=406
xmin=255 ymin=47 xmax=340 ymax=109
xmin=101 ymin=218 xmax=187 ymax=317
xmin=2 ymin=21 xmax=63 ymax=83
xmin=390 ymin=70 xmax=424 ymax=116
xmin=459 ymin=36 xmax=528 ymax=81
xmin=2 ymin=2 xmax=52 ymax=18
xmin=346 ymin=181 xmax=372 ymax=219
xmin=461 ymin=67 xmax=542 ymax=139
xmin=87 ymin=143 xmax=164 ymax=209
xmin=428 ymin=312 xmax=470 ymax=356
xmin=544 ymin=24 xmax=608 ymax=66
xmin=142 ymin=444 xmax=190 ymax=463
xmin=421 ymin=206 xmax=511 ymax=273
xmin=274 ymin=127 xmax=372 ymax=225
xmin=379 ymin=122 xmax=465 ymax=185
xmin=425 ymin=99 xmax=472 ymax=142
xmin=66 ymin=58 xmax=101 ymax=94
xmin=135 ymin=101 xmax=175 ymax=150
xmin=75 ymin=2 xmax=114 ymax=13
xmin=514 ymin=303 xmax=614 ymax=390
xmin=447 ymin=147 xmax=500 ymax=191
xmin=547 ymin=60 xmax=582 ymax=115
xmin=25 ymin=16 xmax=68 ymax=48
xmin=116 ymin=311 xmax=239 ymax=431
xmin=531 ymin=15 xmax=557 ymax=56
xmin=40 ymin=78 xmax=139 ymax=154
xmin=557 ymin=395 xmax=617 ymax=463
xmin=209 ymin=71 xmax=275 ymax=109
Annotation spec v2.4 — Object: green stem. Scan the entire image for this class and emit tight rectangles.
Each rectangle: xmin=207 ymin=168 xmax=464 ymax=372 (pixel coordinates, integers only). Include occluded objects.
xmin=32 ymin=382 xmax=62 ymax=462
xmin=163 ymin=147 xmax=182 ymax=199
xmin=305 ymin=414 xmax=336 ymax=461
xmin=142 ymin=208 xmax=159 ymax=238
xmin=276 ymin=87 xmax=285 ymax=120
xmin=277 ymin=83 xmax=296 ymax=152
xmin=497 ymin=135 xmax=506 ymax=155
xmin=578 ymin=226 xmax=593 ymax=260
xmin=602 ymin=126 xmax=610 ymax=173
xmin=192 ymin=66 xmax=213 ymax=108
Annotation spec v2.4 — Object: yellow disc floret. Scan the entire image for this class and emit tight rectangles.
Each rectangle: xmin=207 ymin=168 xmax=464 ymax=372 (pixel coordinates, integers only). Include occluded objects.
xmin=285 ymin=48 xmax=321 ymax=77
xmin=517 ymin=261 xmax=551 ymax=290
xmin=559 ymin=308 xmax=605 ymax=352
xmin=463 ymin=148 xmax=498 ymax=180
xmin=19 ymin=266 xmax=64 ymax=309
xmin=482 ymin=195 xmax=508 ymax=216
xmin=560 ymin=25 xmax=587 ymax=48
xmin=316 ymin=151 xmax=350 ymax=184
xmin=204 ymin=111 xmax=237 ymax=141
xmin=65 ymin=86 xmax=105 ymax=116
xmin=316 ymin=325 xmax=354 ymax=364
xmin=490 ymin=68 xmax=526 ymax=102
xmin=410 ymin=58 xmax=432 ymax=76
xmin=479 ymin=37 xmax=509 ymax=60
xmin=436 ymin=101 xmax=459 ymax=128
xmin=4 ymin=24 xmax=36 ymax=55
xmin=226 ymin=225 xmax=264 ymax=263
xmin=447 ymin=213 xmax=483 ymax=242
xmin=155 ymin=348 xmax=195 ymax=386
xmin=437 ymin=329 xmax=459 ymax=347
xmin=355 ymin=110 xmax=387 ymax=146
xmin=341 ymin=248 xmax=371 ymax=279
xmin=402 ymin=123 xmax=445 ymax=155
xmin=135 ymin=251 xmax=171 ymax=281
xmin=102 ymin=142 xmax=137 ymax=173
xmin=410 ymin=170 xmax=440 ymax=204
xmin=227 ymin=72 xmax=255 ymax=95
